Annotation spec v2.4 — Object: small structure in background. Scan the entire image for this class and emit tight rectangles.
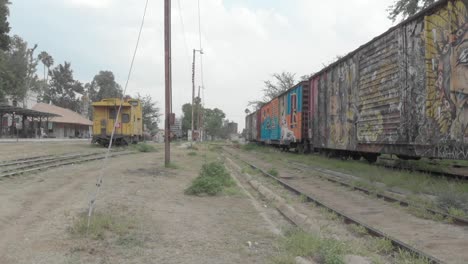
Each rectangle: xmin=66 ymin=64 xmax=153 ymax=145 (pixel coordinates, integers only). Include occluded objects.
xmin=32 ymin=103 xmax=92 ymax=138
xmin=0 ymin=103 xmax=59 ymax=138
xmin=170 ymin=117 xmax=182 ymax=140
xmin=227 ymin=121 xmax=239 ymax=140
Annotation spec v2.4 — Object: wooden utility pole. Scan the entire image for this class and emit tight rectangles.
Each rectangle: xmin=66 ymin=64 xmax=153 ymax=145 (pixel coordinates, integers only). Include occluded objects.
xmin=197 ymin=85 xmax=202 ymax=142
xmin=164 ymin=0 xmax=172 ymax=166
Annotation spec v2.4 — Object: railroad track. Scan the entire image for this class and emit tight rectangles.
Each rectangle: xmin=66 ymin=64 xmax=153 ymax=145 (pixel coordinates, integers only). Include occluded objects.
xmin=246 ymin=145 xmax=468 ymax=181
xmin=223 ymin=148 xmax=468 ymax=264
xmin=0 ymin=150 xmax=135 ymax=179
xmin=375 ymin=157 xmax=468 ymax=181
xmin=286 ymin=161 xmax=468 ymax=226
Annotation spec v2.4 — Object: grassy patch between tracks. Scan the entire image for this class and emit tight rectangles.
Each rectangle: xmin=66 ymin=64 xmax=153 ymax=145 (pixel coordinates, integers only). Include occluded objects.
xmin=272 ymin=228 xmax=349 ymax=264
xmin=185 ymin=161 xmax=236 ymax=196
xmin=69 ymin=211 xmax=138 ymax=242
xmin=239 ymin=144 xmax=468 ymax=216
xmin=131 ymin=142 xmax=157 ymax=152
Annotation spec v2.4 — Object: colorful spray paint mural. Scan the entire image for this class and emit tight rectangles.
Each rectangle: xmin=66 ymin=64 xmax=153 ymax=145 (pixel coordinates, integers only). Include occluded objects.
xmin=425 ymin=0 xmax=468 ymax=143
xmin=279 ymin=85 xmax=303 ymax=144
xmin=260 ymin=85 xmax=304 ymax=145
xmin=260 ymin=99 xmax=280 ymax=142
xmin=248 ymin=0 xmax=468 ymax=160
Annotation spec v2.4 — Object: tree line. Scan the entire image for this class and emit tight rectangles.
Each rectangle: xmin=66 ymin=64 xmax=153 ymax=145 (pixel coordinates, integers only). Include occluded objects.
xmin=181 ymin=98 xmax=236 ymax=140
xmin=0 ymin=1 xmax=160 ymax=133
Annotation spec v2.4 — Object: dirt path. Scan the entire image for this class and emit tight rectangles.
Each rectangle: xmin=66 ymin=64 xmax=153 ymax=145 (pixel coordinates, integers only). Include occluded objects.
xmin=230 ymin=147 xmax=468 ymax=264
xmin=0 ymin=145 xmax=279 ymax=264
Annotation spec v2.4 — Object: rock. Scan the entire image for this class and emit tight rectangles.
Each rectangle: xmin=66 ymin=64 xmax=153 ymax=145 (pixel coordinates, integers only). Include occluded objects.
xmin=295 ymin=256 xmax=317 ymax=264
xmin=343 ymin=255 xmax=372 ymax=264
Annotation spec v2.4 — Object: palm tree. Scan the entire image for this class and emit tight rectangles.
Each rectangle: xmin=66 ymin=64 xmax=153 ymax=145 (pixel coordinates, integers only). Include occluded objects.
xmin=38 ymin=51 xmax=54 ymax=83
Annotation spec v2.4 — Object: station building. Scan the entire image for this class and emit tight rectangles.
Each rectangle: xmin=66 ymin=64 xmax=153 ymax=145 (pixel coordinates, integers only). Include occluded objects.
xmin=32 ymin=103 xmax=92 ymax=138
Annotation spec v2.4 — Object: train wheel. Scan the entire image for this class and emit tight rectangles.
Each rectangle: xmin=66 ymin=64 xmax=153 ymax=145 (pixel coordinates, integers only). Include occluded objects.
xmin=363 ymin=153 xmax=378 ymax=163
xmin=297 ymin=144 xmax=305 ymax=154
xmin=351 ymin=153 xmax=361 ymax=160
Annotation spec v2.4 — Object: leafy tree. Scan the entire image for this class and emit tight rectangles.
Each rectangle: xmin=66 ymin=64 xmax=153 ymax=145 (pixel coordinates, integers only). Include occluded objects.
xmin=388 ymin=0 xmax=435 ymax=21
xmin=181 ymin=97 xmax=203 ymax=134
xmin=0 ymin=0 xmax=10 ymax=51
xmin=203 ymin=108 xmax=225 ymax=138
xmin=248 ymin=71 xmax=297 ymax=110
xmin=262 ymin=72 xmax=296 ymax=102
xmin=46 ymin=62 xmax=84 ymax=112
xmin=0 ymin=36 xmax=39 ymax=102
xmin=87 ymin=71 xmax=122 ymax=102
xmin=137 ymin=93 xmax=161 ymax=133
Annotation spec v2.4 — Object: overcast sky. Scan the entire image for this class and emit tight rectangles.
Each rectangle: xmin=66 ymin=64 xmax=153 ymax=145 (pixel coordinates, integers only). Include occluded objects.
xmin=10 ymin=0 xmax=396 ymax=130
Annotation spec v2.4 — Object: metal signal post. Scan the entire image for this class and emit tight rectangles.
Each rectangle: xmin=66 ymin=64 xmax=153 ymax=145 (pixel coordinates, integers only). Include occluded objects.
xmin=191 ymin=48 xmax=203 ymax=141
xmin=164 ymin=0 xmax=172 ymax=166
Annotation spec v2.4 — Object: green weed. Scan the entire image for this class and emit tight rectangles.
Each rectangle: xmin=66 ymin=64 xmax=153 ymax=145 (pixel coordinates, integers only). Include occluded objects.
xmin=366 ymin=237 xmax=393 ymax=254
xmin=268 ymin=168 xmax=279 ymax=177
xmin=278 ymin=228 xmax=348 ymax=264
xmin=69 ymin=212 xmax=135 ymax=240
xmin=188 ymin=151 xmax=197 ymax=156
xmin=185 ymin=161 xmax=235 ymax=196
xmin=348 ymin=224 xmax=368 ymax=237
xmin=395 ymin=248 xmax=430 ymax=264
xmin=132 ymin=143 xmax=156 ymax=152
xmin=165 ymin=162 xmax=180 ymax=169
xmin=448 ymin=207 xmax=467 ymax=218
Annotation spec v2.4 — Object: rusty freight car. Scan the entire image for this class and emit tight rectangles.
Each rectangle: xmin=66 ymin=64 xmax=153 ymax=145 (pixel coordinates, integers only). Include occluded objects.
xmin=306 ymin=0 xmax=468 ymax=161
xmin=246 ymin=0 xmax=468 ymax=161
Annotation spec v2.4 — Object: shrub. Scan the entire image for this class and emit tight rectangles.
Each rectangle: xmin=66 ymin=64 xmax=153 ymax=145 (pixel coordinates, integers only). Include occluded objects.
xmin=185 ymin=162 xmax=235 ymax=196
xmin=268 ymin=168 xmax=279 ymax=176
xmin=436 ymin=190 xmax=468 ymax=215
xmin=188 ymin=151 xmax=197 ymax=156
xmin=133 ymin=143 xmax=156 ymax=152
xmin=280 ymin=228 xmax=348 ymax=264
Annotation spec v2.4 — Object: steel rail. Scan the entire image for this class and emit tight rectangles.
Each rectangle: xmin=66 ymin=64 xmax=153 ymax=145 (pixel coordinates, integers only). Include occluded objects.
xmin=0 ymin=154 xmax=58 ymax=165
xmin=223 ymin=149 xmax=444 ymax=264
xmin=0 ymin=152 xmax=105 ymax=171
xmin=287 ymin=161 xmax=468 ymax=226
xmin=0 ymin=151 xmax=135 ymax=179
xmin=374 ymin=161 xmax=468 ymax=181
xmin=240 ymin=144 xmax=468 ymax=181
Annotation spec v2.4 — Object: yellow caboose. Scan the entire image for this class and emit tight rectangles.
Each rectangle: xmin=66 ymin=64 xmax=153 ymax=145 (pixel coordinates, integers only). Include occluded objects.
xmin=91 ymin=98 xmax=143 ymax=146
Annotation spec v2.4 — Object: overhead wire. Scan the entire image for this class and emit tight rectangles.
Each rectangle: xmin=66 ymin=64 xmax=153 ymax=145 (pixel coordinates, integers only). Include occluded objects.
xmin=176 ymin=0 xmax=192 ymax=65
xmin=86 ymin=0 xmax=150 ymax=231
xmin=197 ymin=0 xmax=205 ymax=106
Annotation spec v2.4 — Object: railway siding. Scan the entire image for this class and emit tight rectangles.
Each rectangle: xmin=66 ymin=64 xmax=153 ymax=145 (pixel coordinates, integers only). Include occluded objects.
xmin=228 ymin=147 xmax=468 ymax=264
xmin=0 ymin=150 xmax=135 ymax=179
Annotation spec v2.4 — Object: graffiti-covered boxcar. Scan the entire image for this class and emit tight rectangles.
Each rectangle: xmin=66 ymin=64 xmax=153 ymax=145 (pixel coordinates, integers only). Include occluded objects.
xmin=250 ymin=81 xmax=310 ymax=151
xmin=246 ymin=0 xmax=468 ymax=161
xmin=306 ymin=0 xmax=468 ymax=161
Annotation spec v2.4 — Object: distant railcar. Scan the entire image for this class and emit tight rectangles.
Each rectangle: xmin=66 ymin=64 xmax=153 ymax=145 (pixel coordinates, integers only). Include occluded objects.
xmin=91 ymin=98 xmax=143 ymax=147
xmin=246 ymin=0 xmax=468 ymax=161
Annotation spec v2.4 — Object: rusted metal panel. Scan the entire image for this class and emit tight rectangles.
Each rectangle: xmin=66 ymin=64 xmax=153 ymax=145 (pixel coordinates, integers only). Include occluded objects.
xmin=245 ymin=112 xmax=259 ymax=142
xmin=309 ymin=76 xmax=319 ymax=144
xmin=413 ymin=0 xmax=468 ymax=159
xmin=356 ymin=27 xmax=405 ymax=145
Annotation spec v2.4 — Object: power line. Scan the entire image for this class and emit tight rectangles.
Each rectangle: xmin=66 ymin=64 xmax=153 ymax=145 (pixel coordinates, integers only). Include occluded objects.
xmin=87 ymin=0 xmax=150 ymax=231
xmin=197 ymin=0 xmax=205 ymax=105
xmin=176 ymin=0 xmax=191 ymax=64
